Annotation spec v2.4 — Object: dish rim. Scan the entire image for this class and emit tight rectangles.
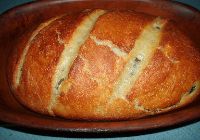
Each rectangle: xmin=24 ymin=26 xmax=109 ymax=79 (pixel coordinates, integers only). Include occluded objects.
xmin=0 ymin=0 xmax=200 ymax=133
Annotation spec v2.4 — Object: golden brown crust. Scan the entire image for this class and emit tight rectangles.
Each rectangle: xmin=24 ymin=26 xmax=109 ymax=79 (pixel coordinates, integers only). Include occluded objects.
xmin=9 ymin=11 xmax=96 ymax=114
xmin=128 ymin=22 xmax=200 ymax=112
xmin=8 ymin=10 xmax=200 ymax=120
xmin=20 ymin=13 xmax=84 ymax=114
xmin=92 ymin=11 xmax=154 ymax=52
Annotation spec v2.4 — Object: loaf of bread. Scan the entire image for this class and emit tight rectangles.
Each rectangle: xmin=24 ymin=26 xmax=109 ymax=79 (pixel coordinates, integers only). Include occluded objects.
xmin=8 ymin=9 xmax=200 ymax=120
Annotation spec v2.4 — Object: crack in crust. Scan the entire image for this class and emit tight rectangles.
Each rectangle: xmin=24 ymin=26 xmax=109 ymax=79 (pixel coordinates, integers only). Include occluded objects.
xmin=56 ymin=30 xmax=65 ymax=45
xmin=90 ymin=35 xmax=127 ymax=58
xmin=158 ymin=44 xmax=180 ymax=64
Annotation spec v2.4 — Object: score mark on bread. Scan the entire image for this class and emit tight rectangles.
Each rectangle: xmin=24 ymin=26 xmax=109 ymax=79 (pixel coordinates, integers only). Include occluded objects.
xmin=50 ymin=10 xmax=107 ymax=114
xmin=110 ymin=17 xmax=166 ymax=101
xmin=14 ymin=16 xmax=62 ymax=89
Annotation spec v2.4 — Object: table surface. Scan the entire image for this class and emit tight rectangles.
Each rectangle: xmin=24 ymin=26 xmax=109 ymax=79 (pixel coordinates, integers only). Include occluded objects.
xmin=0 ymin=0 xmax=200 ymax=140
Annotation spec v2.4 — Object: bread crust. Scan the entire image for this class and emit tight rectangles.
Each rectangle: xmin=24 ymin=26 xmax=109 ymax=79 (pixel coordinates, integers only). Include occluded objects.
xmin=8 ymin=10 xmax=200 ymax=120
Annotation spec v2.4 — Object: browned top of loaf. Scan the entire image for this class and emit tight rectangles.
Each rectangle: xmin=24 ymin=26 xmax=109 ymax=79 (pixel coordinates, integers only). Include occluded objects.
xmin=8 ymin=9 xmax=200 ymax=120
xmin=9 ymin=11 xmax=95 ymax=114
